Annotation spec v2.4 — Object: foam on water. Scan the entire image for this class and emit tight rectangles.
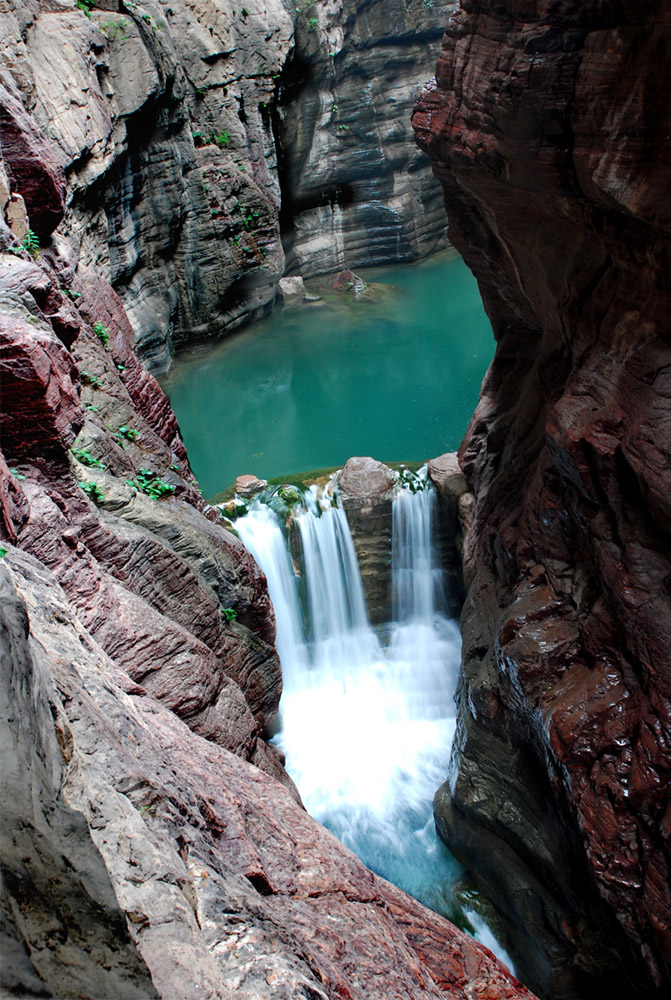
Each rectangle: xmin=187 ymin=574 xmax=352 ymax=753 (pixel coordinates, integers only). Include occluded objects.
xmin=236 ymin=478 xmax=512 ymax=963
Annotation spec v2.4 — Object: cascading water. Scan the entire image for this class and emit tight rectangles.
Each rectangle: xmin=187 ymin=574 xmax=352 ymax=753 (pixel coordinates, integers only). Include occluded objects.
xmin=236 ymin=475 xmax=509 ymax=954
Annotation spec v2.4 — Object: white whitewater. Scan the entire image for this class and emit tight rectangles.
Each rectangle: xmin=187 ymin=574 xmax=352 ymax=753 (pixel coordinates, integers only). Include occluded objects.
xmin=236 ymin=478 xmax=465 ymax=917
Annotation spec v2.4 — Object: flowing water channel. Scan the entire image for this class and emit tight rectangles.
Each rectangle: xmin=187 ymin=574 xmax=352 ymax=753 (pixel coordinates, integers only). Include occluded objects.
xmin=235 ymin=476 xmax=509 ymax=962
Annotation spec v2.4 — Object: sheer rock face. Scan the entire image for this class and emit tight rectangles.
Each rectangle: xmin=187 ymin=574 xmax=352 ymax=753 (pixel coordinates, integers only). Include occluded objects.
xmin=0 ymin=90 xmax=535 ymax=1000
xmin=277 ymin=0 xmax=455 ymax=277
xmin=0 ymin=0 xmax=294 ymax=373
xmin=414 ymin=3 xmax=671 ymax=999
xmin=1 ymin=0 xmax=451 ymax=374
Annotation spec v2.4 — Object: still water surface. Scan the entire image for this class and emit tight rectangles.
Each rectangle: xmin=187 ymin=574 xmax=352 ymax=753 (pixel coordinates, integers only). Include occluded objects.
xmin=162 ymin=251 xmax=492 ymax=498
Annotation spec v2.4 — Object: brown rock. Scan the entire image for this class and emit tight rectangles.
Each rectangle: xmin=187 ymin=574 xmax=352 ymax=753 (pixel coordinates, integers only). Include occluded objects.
xmin=414 ymin=3 xmax=671 ymax=997
xmin=428 ymin=452 xmax=467 ymax=500
xmin=0 ymin=78 xmax=66 ymax=239
xmin=0 ymin=307 xmax=83 ymax=459
xmin=1 ymin=547 xmax=536 ymax=1000
xmin=330 ymin=268 xmax=367 ymax=297
xmin=235 ymin=473 xmax=268 ymax=498
xmin=339 ymin=455 xmax=396 ymax=501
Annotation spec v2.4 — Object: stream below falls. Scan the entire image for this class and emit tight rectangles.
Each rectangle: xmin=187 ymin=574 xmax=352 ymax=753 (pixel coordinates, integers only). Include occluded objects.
xmin=235 ymin=474 xmax=511 ymax=964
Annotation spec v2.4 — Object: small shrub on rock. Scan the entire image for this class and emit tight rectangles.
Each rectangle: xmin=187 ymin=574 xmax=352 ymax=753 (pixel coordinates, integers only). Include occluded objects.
xmin=127 ymin=469 xmax=176 ymax=499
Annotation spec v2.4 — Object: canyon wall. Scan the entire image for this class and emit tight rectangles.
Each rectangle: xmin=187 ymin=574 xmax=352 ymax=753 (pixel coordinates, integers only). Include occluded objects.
xmin=1 ymin=0 xmax=450 ymax=375
xmin=0 ymin=52 xmax=536 ymax=1000
xmin=277 ymin=0 xmax=453 ymax=276
xmin=414 ymin=3 xmax=670 ymax=999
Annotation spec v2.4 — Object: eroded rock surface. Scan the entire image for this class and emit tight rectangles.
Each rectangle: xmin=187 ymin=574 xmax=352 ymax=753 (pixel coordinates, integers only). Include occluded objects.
xmin=414 ymin=3 xmax=671 ymax=999
xmin=278 ymin=0 xmax=455 ymax=276
xmin=1 ymin=0 xmax=451 ymax=373
xmin=1 ymin=544 xmax=538 ymax=1000
xmin=1 ymin=0 xmax=294 ymax=372
xmin=0 ymin=79 xmax=534 ymax=1000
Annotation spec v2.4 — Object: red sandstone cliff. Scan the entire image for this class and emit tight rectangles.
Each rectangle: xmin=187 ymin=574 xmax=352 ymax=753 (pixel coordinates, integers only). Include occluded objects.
xmin=0 ymin=44 xmax=535 ymax=1000
xmin=414 ymin=3 xmax=670 ymax=999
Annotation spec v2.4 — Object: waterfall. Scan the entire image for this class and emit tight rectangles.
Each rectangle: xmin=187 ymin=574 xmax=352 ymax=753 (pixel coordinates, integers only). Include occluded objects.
xmin=235 ymin=479 xmax=463 ymax=916
xmin=392 ymin=480 xmax=446 ymax=623
xmin=235 ymin=504 xmax=308 ymax=690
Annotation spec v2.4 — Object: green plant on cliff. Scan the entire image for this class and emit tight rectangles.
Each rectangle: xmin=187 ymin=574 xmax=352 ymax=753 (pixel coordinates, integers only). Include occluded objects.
xmin=93 ymin=321 xmax=110 ymax=347
xmin=211 ymin=130 xmax=231 ymax=148
xmin=241 ymin=210 xmax=260 ymax=230
xmin=115 ymin=424 xmax=140 ymax=444
xmin=75 ymin=0 xmax=95 ymax=17
xmin=80 ymin=370 xmax=103 ymax=388
xmin=21 ymin=229 xmax=40 ymax=259
xmin=72 ymin=448 xmax=107 ymax=470
xmin=100 ymin=19 xmax=129 ymax=41
xmin=80 ymin=481 xmax=105 ymax=503
xmin=221 ymin=607 xmax=237 ymax=622
xmin=127 ymin=468 xmax=176 ymax=499
xmin=277 ymin=485 xmax=301 ymax=506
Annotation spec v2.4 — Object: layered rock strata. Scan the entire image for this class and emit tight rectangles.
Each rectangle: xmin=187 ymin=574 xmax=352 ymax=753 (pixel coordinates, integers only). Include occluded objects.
xmin=427 ymin=451 xmax=469 ymax=612
xmin=1 ymin=0 xmax=451 ymax=374
xmin=277 ymin=0 xmax=454 ymax=276
xmin=0 ymin=71 xmax=535 ymax=1000
xmin=1 ymin=0 xmax=293 ymax=373
xmin=414 ymin=3 xmax=671 ymax=999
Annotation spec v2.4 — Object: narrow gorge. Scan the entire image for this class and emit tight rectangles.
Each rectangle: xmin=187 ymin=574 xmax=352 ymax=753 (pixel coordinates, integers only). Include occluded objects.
xmin=1 ymin=2 xmax=670 ymax=1000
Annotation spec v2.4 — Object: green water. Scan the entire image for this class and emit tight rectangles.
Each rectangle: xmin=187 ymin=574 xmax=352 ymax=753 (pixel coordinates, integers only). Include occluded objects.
xmin=161 ymin=251 xmax=492 ymax=499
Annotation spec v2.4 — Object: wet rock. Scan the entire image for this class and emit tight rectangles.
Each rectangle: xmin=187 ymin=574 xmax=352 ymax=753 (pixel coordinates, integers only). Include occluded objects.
xmin=339 ymin=455 xmax=396 ymax=501
xmin=1 ymin=0 xmax=452 ymax=372
xmin=339 ymin=456 xmax=396 ymax=624
xmin=1 ymin=12 xmax=537 ymax=996
xmin=278 ymin=275 xmax=306 ymax=301
xmin=235 ymin=474 xmax=268 ymax=498
xmin=330 ymin=268 xmax=367 ymax=298
xmin=428 ymin=452 xmax=469 ymax=612
xmin=415 ymin=3 xmax=671 ymax=997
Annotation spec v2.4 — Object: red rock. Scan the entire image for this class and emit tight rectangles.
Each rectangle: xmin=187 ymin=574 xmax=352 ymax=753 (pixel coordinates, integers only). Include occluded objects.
xmin=235 ymin=473 xmax=268 ymax=497
xmin=2 ymin=549 xmax=536 ymax=999
xmin=0 ymin=79 xmax=66 ymax=239
xmin=414 ymin=2 xmax=671 ymax=996
xmin=0 ymin=450 xmax=29 ymax=541
xmin=0 ymin=312 xmax=83 ymax=458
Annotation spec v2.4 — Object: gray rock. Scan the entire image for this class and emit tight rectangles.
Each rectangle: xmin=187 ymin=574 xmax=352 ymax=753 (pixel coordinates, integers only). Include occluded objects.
xmin=0 ymin=0 xmax=454 ymax=372
xmin=339 ymin=457 xmax=396 ymax=624
xmin=279 ymin=0 xmax=455 ymax=277
xmin=0 ymin=550 xmax=532 ymax=1000
xmin=278 ymin=275 xmax=306 ymax=300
